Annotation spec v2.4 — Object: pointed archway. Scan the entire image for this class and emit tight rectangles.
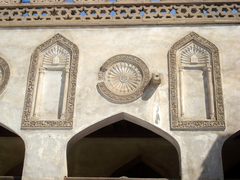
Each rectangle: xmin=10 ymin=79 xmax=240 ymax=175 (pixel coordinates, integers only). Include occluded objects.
xmin=111 ymin=155 xmax=165 ymax=178
xmin=222 ymin=130 xmax=240 ymax=179
xmin=0 ymin=125 xmax=25 ymax=179
xmin=66 ymin=113 xmax=181 ymax=179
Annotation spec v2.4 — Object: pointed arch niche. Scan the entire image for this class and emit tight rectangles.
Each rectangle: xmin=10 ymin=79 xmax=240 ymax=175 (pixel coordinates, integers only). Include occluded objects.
xmin=169 ymin=32 xmax=225 ymax=130
xmin=0 ymin=124 xmax=25 ymax=178
xmin=22 ymin=34 xmax=79 ymax=129
xmin=66 ymin=113 xmax=181 ymax=179
xmin=222 ymin=130 xmax=240 ymax=179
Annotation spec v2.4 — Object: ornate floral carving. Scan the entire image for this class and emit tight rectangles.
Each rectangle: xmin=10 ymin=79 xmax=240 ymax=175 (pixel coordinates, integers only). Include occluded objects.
xmin=30 ymin=0 xmax=64 ymax=4
xmin=180 ymin=43 xmax=210 ymax=65
xmin=105 ymin=62 xmax=142 ymax=95
xmin=0 ymin=57 xmax=10 ymax=95
xmin=0 ymin=2 xmax=239 ymax=27
xmin=21 ymin=33 xmax=79 ymax=129
xmin=0 ymin=0 xmax=21 ymax=4
xmin=169 ymin=32 xmax=225 ymax=130
xmin=42 ymin=43 xmax=70 ymax=67
xmin=98 ymin=54 xmax=150 ymax=103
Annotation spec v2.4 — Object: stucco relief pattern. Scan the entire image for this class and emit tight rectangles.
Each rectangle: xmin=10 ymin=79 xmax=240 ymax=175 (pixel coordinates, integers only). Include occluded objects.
xmin=0 ymin=2 xmax=239 ymax=27
xmin=0 ymin=0 xmax=21 ymax=4
xmin=169 ymin=32 xmax=225 ymax=130
xmin=180 ymin=44 xmax=209 ymax=64
xmin=22 ymin=33 xmax=79 ymax=129
xmin=105 ymin=62 xmax=143 ymax=95
xmin=0 ymin=57 xmax=10 ymax=95
xmin=30 ymin=0 xmax=64 ymax=3
xmin=98 ymin=54 xmax=150 ymax=103
xmin=42 ymin=44 xmax=70 ymax=66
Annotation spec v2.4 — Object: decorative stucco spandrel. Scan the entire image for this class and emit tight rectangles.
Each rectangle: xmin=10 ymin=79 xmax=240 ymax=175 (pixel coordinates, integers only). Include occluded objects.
xmin=98 ymin=54 xmax=150 ymax=103
xmin=169 ymin=32 xmax=225 ymax=130
xmin=21 ymin=33 xmax=79 ymax=129
xmin=0 ymin=57 xmax=10 ymax=95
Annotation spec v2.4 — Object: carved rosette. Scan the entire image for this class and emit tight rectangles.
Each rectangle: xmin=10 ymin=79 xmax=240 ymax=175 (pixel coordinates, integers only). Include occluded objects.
xmin=169 ymin=32 xmax=225 ymax=130
xmin=0 ymin=57 xmax=10 ymax=95
xmin=98 ymin=54 xmax=150 ymax=103
xmin=21 ymin=33 xmax=79 ymax=129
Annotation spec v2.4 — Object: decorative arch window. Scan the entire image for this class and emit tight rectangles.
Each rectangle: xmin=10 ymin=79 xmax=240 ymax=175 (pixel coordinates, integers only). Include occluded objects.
xmin=22 ymin=34 xmax=79 ymax=129
xmin=169 ymin=32 xmax=225 ymax=130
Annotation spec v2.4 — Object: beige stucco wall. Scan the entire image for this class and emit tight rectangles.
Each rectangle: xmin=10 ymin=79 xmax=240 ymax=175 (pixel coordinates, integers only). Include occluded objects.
xmin=0 ymin=25 xmax=240 ymax=180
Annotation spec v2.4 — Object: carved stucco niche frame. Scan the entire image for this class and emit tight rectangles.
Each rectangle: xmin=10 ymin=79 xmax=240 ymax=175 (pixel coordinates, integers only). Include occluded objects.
xmin=169 ymin=32 xmax=225 ymax=130
xmin=22 ymin=33 xmax=79 ymax=129
xmin=0 ymin=57 xmax=10 ymax=95
xmin=98 ymin=54 xmax=150 ymax=103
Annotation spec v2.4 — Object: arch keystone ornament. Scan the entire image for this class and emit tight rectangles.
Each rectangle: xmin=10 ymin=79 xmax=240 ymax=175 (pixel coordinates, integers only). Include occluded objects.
xmin=169 ymin=32 xmax=225 ymax=130
xmin=0 ymin=57 xmax=10 ymax=95
xmin=98 ymin=54 xmax=150 ymax=103
xmin=21 ymin=33 xmax=79 ymax=129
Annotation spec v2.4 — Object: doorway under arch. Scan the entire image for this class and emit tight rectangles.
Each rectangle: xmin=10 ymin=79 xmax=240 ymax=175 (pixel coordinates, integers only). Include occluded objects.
xmin=222 ymin=130 xmax=240 ymax=179
xmin=67 ymin=113 xmax=181 ymax=179
xmin=0 ymin=125 xmax=25 ymax=179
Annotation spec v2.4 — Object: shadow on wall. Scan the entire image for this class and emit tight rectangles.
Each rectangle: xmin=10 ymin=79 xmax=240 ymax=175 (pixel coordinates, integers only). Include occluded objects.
xmin=198 ymin=130 xmax=240 ymax=180
xmin=197 ymin=136 xmax=225 ymax=180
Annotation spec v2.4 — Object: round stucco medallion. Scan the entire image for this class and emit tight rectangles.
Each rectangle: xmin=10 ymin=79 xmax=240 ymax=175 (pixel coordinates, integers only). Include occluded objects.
xmin=0 ymin=57 xmax=10 ymax=95
xmin=98 ymin=54 xmax=150 ymax=103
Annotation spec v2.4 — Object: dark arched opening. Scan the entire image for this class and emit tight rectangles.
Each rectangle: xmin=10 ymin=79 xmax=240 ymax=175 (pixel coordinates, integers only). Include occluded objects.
xmin=0 ymin=125 xmax=25 ymax=180
xmin=67 ymin=116 xmax=180 ymax=179
xmin=222 ymin=130 xmax=240 ymax=179
xmin=111 ymin=155 xmax=164 ymax=178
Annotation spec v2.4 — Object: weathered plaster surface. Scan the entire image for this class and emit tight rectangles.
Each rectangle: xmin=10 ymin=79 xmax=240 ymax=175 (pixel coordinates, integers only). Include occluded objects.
xmin=0 ymin=25 xmax=239 ymax=180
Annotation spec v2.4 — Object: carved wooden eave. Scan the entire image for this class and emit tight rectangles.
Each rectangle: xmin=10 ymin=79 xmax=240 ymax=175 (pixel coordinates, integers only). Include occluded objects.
xmin=169 ymin=32 xmax=225 ymax=130
xmin=0 ymin=0 xmax=240 ymax=27
xmin=21 ymin=33 xmax=79 ymax=129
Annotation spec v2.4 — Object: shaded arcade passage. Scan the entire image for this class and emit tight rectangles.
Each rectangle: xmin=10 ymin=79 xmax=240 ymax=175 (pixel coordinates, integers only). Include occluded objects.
xmin=67 ymin=120 xmax=180 ymax=179
xmin=0 ymin=126 xmax=25 ymax=178
xmin=222 ymin=131 xmax=240 ymax=179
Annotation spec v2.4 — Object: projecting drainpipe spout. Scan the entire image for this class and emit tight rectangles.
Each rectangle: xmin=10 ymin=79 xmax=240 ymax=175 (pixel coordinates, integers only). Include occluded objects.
xmin=151 ymin=72 xmax=162 ymax=86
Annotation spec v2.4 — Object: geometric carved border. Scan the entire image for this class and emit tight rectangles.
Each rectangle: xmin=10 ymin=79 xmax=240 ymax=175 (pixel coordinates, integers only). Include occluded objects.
xmin=0 ymin=2 xmax=240 ymax=27
xmin=21 ymin=33 xmax=79 ymax=129
xmin=98 ymin=54 xmax=150 ymax=103
xmin=0 ymin=57 xmax=10 ymax=95
xmin=169 ymin=32 xmax=225 ymax=130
